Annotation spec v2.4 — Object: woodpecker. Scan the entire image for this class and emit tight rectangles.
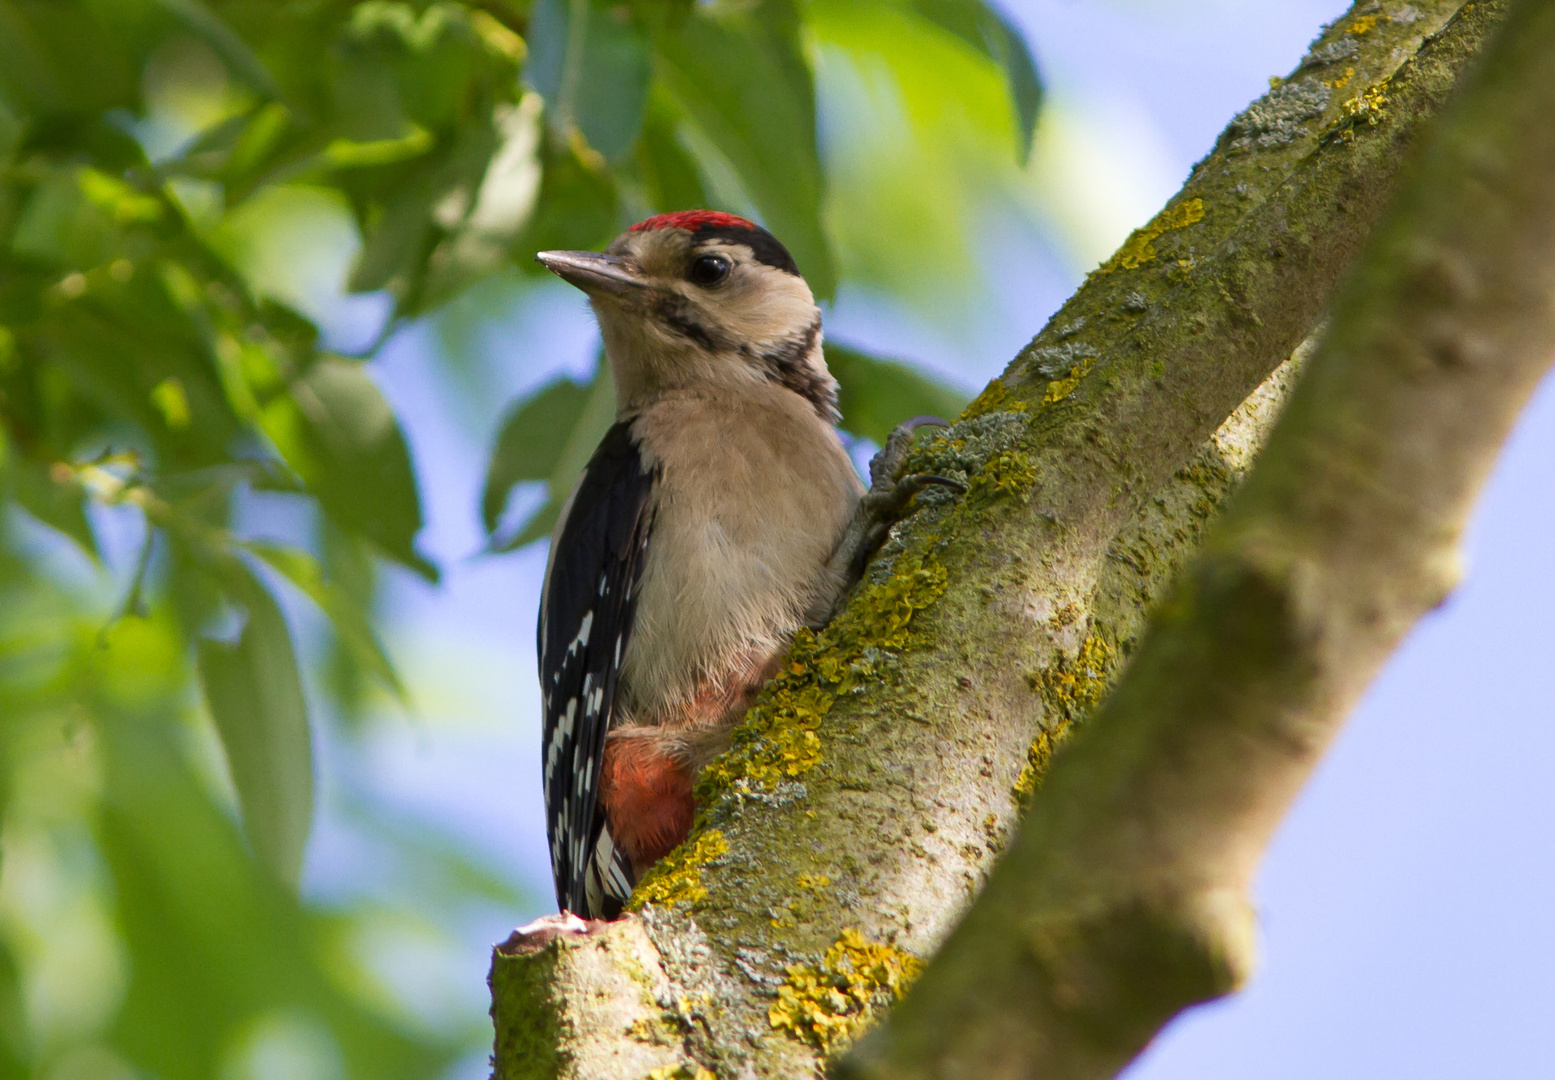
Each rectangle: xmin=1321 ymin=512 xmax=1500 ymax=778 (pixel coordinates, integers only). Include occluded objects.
xmin=535 ymin=211 xmax=945 ymax=920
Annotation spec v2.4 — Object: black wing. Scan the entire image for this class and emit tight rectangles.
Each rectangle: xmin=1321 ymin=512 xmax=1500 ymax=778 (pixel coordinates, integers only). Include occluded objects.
xmin=538 ymin=420 xmax=656 ymax=917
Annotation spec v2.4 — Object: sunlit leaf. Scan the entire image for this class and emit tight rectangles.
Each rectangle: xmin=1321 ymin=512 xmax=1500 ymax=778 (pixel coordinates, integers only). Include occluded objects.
xmin=825 ymin=341 xmax=968 ymax=445
xmin=417 ymin=95 xmax=545 ymax=311
xmin=655 ymin=0 xmax=835 ymax=295
xmin=808 ymin=0 xmax=1029 ymax=297
xmin=241 ymin=538 xmax=407 ymax=705
xmin=527 ymin=0 xmax=652 ymax=160
xmin=195 ymin=559 xmax=313 ymax=888
xmin=285 ymin=357 xmax=436 ymax=580
xmin=905 ymin=0 xmax=1043 ymax=162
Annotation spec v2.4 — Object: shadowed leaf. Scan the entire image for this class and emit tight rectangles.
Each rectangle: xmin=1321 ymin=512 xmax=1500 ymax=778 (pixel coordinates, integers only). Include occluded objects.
xmin=486 ymin=361 xmax=614 ymax=552
xmin=195 ymin=560 xmax=312 ymax=888
xmin=242 ymin=539 xmax=407 ymax=705
xmin=481 ymin=376 xmax=592 ymax=534
xmin=287 ymin=357 xmax=436 ymax=580
xmin=527 ymin=0 xmax=652 ymax=160
xmin=825 ymin=341 xmax=969 ymax=445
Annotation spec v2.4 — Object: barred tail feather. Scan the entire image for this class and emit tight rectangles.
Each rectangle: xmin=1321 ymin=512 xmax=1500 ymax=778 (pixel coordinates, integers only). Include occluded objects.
xmin=582 ymin=823 xmax=636 ymax=920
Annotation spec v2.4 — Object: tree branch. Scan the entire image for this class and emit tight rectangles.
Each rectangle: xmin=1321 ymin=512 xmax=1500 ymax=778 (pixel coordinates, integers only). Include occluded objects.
xmin=839 ymin=0 xmax=1555 ymax=1076
xmin=490 ymin=3 xmax=1505 ymax=1077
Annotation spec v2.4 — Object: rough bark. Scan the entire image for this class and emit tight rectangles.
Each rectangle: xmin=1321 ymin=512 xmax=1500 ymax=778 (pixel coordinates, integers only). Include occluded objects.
xmin=490 ymin=3 xmax=1506 ymax=1077
xmin=838 ymin=0 xmax=1555 ymax=1075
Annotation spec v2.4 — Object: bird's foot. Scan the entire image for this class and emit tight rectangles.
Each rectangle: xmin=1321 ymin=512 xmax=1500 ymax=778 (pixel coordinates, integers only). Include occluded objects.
xmin=811 ymin=416 xmax=966 ymax=626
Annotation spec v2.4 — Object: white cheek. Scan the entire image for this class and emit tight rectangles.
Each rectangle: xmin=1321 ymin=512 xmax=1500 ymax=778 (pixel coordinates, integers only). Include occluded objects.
xmin=716 ymin=273 xmax=816 ymax=349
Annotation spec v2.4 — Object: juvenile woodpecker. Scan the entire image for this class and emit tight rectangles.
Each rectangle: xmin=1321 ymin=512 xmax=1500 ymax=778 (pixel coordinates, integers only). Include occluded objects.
xmin=535 ymin=211 xmax=941 ymax=920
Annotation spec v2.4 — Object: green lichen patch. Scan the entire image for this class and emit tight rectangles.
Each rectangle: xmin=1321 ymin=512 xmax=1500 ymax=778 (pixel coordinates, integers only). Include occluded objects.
xmin=1323 ymin=72 xmax=1395 ymax=143
xmin=971 ymin=449 xmax=1037 ymax=498
xmin=627 ymin=1014 xmax=680 ymax=1047
xmin=768 ymin=930 xmax=923 ymax=1056
xmin=848 ymin=549 xmax=948 ymax=650
xmin=1099 ymin=198 xmax=1205 ymax=273
xmin=1341 ymin=81 xmax=1389 ymax=124
xmin=898 ymin=410 xmax=1033 ymax=520
xmin=1346 ymin=11 xmax=1382 ymax=34
xmin=628 ymin=829 xmax=729 ymax=911
xmin=697 ymin=672 xmax=834 ymax=801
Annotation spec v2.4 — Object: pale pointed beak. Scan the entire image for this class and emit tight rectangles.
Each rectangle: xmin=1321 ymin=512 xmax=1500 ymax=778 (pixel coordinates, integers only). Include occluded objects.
xmin=536 ymin=250 xmax=648 ymax=297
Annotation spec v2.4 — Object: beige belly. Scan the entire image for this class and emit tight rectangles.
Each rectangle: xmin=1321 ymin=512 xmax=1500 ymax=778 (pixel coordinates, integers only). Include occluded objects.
xmin=617 ymin=386 xmax=863 ymax=723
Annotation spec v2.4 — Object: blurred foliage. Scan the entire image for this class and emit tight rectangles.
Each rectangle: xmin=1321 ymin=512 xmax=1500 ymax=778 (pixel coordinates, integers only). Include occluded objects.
xmin=0 ymin=0 xmax=1030 ymax=1073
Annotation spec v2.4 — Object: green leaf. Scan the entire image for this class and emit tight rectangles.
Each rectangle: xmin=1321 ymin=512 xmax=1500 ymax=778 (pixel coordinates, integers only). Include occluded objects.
xmin=904 ymin=0 xmax=1043 ymax=163
xmin=824 ymin=341 xmax=969 ymax=445
xmin=154 ymin=0 xmax=284 ymax=102
xmin=283 ymin=357 xmax=436 ymax=580
xmin=346 ymin=172 xmax=438 ymax=295
xmin=0 ymin=92 xmax=23 ymax=163
xmin=97 ymin=717 xmax=455 ymax=1080
xmin=513 ymin=132 xmax=619 ymax=263
xmin=481 ymin=376 xmax=592 ymax=533
xmin=0 ymin=936 xmax=27 ymax=1078
xmin=415 ymin=96 xmax=545 ymax=311
xmin=196 ymin=559 xmax=313 ymax=888
xmin=635 ymin=93 xmax=710 ymax=212
xmin=240 ymin=539 xmax=407 ymax=706
xmin=5 ymin=455 xmax=98 ymax=558
xmin=0 ymin=0 xmax=143 ymax=118
xmin=527 ymin=0 xmax=652 ymax=160
xmin=488 ymin=360 xmax=615 ymax=552
xmin=655 ymin=0 xmax=835 ymax=295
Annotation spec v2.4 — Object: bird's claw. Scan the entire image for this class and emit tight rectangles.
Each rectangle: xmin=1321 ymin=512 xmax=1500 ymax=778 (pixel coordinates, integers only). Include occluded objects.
xmin=811 ymin=416 xmax=965 ymax=626
xmin=869 ymin=415 xmax=953 ymax=488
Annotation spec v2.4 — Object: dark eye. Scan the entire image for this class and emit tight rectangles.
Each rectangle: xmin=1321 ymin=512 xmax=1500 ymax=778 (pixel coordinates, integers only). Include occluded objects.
xmin=688 ymin=254 xmax=732 ymax=286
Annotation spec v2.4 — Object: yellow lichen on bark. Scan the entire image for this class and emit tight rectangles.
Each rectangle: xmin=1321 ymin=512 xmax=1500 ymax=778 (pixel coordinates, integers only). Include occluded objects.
xmin=641 ymin=1068 xmax=715 ymax=1080
xmin=1040 ymin=357 xmax=1097 ymax=405
xmin=1012 ymin=633 xmax=1119 ymax=803
xmin=1011 ymin=723 xmax=1074 ymax=806
xmin=1100 ymin=198 xmax=1206 ymax=273
xmin=769 ymin=930 xmax=923 ymax=1055
xmin=961 ymin=379 xmax=1012 ymax=418
xmin=627 ymin=830 xmax=729 ymax=910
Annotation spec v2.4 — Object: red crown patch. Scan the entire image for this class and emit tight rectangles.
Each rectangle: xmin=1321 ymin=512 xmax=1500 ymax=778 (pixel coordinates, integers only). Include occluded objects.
xmin=629 ymin=210 xmax=758 ymax=234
